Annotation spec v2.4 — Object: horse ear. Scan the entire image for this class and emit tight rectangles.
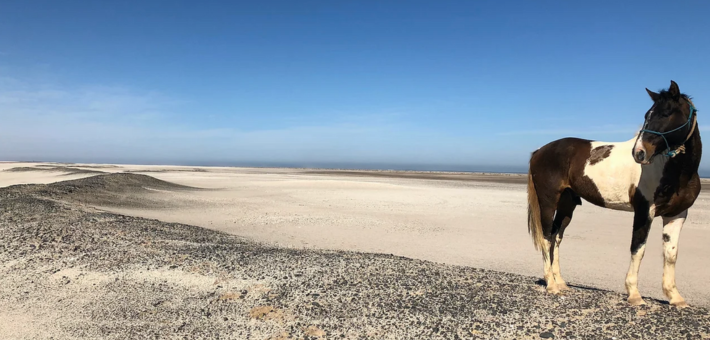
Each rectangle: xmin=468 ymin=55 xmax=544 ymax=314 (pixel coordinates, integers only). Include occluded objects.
xmin=669 ymin=80 xmax=680 ymax=98
xmin=646 ymin=88 xmax=660 ymax=102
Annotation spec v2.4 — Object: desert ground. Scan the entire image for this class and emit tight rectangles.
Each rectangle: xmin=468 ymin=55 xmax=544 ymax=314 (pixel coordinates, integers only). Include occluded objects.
xmin=1 ymin=161 xmax=709 ymax=339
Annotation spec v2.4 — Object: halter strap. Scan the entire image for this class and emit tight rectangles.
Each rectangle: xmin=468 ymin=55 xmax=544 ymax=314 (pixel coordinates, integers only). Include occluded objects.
xmin=640 ymin=101 xmax=696 ymax=157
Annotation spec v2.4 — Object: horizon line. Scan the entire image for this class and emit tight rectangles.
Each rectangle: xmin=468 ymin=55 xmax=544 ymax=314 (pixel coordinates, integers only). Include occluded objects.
xmin=4 ymin=159 xmax=710 ymax=179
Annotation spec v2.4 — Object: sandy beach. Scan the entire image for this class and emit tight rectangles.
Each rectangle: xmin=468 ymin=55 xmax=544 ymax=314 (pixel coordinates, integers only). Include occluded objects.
xmin=4 ymin=162 xmax=708 ymax=305
xmin=1 ymin=162 xmax=709 ymax=339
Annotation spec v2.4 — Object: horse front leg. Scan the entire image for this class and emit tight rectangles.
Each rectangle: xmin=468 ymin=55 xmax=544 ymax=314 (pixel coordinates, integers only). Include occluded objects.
xmin=662 ymin=210 xmax=689 ymax=308
xmin=625 ymin=208 xmax=652 ymax=306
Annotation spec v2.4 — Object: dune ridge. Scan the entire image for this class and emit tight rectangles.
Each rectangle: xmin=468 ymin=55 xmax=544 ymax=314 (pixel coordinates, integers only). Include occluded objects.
xmin=2 ymin=173 xmax=201 ymax=209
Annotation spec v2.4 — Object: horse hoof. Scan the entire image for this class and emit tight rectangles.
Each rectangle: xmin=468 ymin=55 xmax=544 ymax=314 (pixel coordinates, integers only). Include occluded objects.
xmin=671 ymin=299 xmax=689 ymax=308
xmin=628 ymin=296 xmax=646 ymax=306
xmin=557 ymin=283 xmax=571 ymax=291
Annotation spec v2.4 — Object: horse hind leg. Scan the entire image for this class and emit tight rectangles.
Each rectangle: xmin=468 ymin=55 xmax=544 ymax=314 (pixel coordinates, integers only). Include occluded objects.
xmin=550 ymin=188 xmax=580 ymax=291
xmin=527 ymin=163 xmax=568 ymax=294
xmin=536 ymin=188 xmax=563 ymax=294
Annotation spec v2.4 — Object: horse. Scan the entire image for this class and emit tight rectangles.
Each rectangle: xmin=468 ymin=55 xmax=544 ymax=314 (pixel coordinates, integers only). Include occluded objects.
xmin=526 ymin=80 xmax=701 ymax=307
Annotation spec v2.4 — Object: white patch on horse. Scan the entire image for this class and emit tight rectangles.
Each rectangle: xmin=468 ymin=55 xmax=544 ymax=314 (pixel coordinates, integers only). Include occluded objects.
xmin=634 ymin=107 xmax=655 ymax=152
xmin=583 ymin=137 xmax=666 ymax=212
xmin=634 ymin=132 xmax=644 ymax=151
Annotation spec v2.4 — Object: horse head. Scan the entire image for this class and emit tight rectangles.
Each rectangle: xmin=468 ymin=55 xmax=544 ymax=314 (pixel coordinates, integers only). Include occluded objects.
xmin=633 ymin=80 xmax=697 ymax=165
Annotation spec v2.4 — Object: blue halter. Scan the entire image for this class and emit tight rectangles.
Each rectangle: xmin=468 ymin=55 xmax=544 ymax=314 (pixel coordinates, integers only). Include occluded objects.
xmin=640 ymin=102 xmax=696 ymax=157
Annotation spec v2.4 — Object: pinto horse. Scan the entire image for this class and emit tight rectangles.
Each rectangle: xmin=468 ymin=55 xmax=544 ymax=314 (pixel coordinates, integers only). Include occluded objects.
xmin=527 ymin=80 xmax=701 ymax=307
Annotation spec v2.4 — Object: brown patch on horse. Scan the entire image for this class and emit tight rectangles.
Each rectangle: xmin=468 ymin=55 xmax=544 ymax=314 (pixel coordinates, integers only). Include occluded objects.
xmin=629 ymin=185 xmax=651 ymax=254
xmin=529 ymin=138 xmax=607 ymax=208
xmin=642 ymin=140 xmax=657 ymax=159
xmin=589 ymin=145 xmax=614 ymax=165
xmin=565 ymin=139 xmax=606 ymax=207
xmin=573 ymin=176 xmax=606 ymax=207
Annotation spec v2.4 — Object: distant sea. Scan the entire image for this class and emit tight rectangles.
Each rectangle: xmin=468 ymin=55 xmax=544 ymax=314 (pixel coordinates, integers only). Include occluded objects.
xmin=12 ymin=159 xmax=710 ymax=178
xmin=164 ymin=161 xmax=531 ymax=175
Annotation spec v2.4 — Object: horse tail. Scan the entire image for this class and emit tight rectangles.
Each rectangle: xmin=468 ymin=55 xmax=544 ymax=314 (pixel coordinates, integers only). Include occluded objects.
xmin=527 ymin=156 xmax=546 ymax=254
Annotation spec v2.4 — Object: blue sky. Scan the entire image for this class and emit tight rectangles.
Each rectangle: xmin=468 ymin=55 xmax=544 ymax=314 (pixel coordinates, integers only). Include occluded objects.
xmin=1 ymin=1 xmax=709 ymax=172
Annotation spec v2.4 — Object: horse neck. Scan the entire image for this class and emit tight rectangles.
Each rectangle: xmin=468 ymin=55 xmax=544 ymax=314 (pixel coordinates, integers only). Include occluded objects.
xmin=672 ymin=127 xmax=702 ymax=178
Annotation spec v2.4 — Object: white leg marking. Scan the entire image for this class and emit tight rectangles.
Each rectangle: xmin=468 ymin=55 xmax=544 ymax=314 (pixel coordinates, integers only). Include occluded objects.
xmin=551 ymin=234 xmax=569 ymax=290
xmin=542 ymin=238 xmax=559 ymax=294
xmin=625 ymin=243 xmax=647 ymax=305
xmin=662 ymin=210 xmax=689 ymax=307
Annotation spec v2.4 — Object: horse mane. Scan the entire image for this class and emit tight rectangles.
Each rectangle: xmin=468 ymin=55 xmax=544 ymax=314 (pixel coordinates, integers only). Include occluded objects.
xmin=656 ymin=88 xmax=693 ymax=102
xmin=687 ymin=97 xmax=697 ymax=110
xmin=661 ymin=90 xmax=700 ymax=114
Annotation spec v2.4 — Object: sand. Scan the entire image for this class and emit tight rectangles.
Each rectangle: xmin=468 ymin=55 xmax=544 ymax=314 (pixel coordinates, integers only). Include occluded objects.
xmin=1 ymin=162 xmax=710 ymax=339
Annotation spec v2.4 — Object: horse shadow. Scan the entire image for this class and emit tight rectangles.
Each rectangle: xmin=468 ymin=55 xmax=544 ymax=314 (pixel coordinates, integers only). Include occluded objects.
xmin=532 ymin=279 xmax=671 ymax=305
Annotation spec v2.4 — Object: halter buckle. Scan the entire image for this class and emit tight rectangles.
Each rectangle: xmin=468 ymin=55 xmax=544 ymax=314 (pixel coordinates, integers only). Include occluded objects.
xmin=667 ymin=145 xmax=686 ymax=158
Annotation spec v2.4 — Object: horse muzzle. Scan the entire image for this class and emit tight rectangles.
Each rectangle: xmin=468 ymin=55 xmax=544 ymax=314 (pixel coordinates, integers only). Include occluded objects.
xmin=633 ymin=147 xmax=652 ymax=165
xmin=634 ymin=149 xmax=645 ymax=162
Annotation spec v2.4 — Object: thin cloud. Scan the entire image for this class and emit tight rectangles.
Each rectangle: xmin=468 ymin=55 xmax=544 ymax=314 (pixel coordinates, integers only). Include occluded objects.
xmin=0 ymin=77 xmax=457 ymax=165
xmin=497 ymin=126 xmax=641 ymax=136
xmin=0 ymin=79 xmax=181 ymax=122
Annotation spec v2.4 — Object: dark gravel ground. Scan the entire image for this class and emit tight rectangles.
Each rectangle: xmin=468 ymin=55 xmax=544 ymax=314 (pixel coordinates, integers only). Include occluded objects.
xmin=1 ymin=174 xmax=709 ymax=339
